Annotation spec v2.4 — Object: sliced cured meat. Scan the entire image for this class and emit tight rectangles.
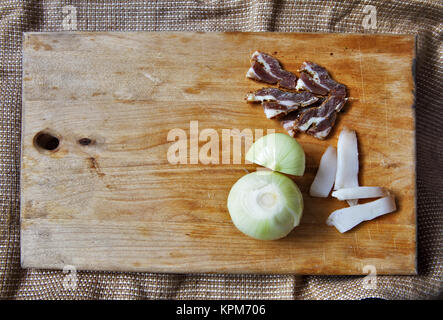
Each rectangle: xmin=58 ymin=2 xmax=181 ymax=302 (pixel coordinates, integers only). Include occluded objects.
xmin=278 ymin=97 xmax=325 ymax=136
xmin=246 ymin=51 xmax=298 ymax=89
xmin=246 ymin=88 xmax=318 ymax=107
xmin=294 ymin=96 xmax=338 ymax=131
xmin=298 ymin=61 xmax=347 ymax=97
xmin=245 ymin=54 xmax=349 ymax=140
xmin=291 ymin=95 xmax=345 ymax=140
xmin=279 ymin=112 xmax=301 ymax=137
xmin=306 ymin=112 xmax=337 ymax=139
xmin=296 ymin=73 xmax=330 ymax=95
xmin=288 ymin=61 xmax=348 ymax=139
xmin=247 ymin=88 xmax=319 ymax=119
xmin=261 ymin=101 xmax=309 ymax=120
xmin=261 ymin=102 xmax=289 ymax=119
xmin=246 ymin=61 xmax=279 ymax=85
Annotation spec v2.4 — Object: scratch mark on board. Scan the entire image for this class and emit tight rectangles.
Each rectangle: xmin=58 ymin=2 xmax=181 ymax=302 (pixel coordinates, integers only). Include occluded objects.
xmin=358 ymin=43 xmax=366 ymax=104
xmin=383 ymin=74 xmax=391 ymax=187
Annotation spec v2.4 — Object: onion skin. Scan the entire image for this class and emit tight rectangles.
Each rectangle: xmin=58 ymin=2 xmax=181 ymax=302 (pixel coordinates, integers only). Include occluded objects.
xmin=310 ymin=146 xmax=337 ymax=198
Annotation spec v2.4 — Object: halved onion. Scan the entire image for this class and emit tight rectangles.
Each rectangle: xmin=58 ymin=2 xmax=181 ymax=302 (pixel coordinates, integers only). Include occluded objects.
xmin=245 ymin=133 xmax=305 ymax=176
xmin=332 ymin=187 xmax=387 ymax=200
xmin=227 ymin=171 xmax=303 ymax=240
xmin=310 ymin=146 xmax=337 ymax=198
xmin=326 ymin=195 xmax=396 ymax=233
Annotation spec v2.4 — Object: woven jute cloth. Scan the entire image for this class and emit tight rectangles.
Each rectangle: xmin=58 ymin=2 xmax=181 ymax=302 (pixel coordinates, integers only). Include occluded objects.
xmin=1 ymin=0 xmax=442 ymax=300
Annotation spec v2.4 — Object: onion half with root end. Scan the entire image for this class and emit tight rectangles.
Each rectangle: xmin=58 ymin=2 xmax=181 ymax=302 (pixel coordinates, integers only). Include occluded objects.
xmin=245 ymin=133 xmax=305 ymax=176
xmin=310 ymin=146 xmax=337 ymax=198
xmin=227 ymin=171 xmax=303 ymax=240
xmin=326 ymin=195 xmax=396 ymax=233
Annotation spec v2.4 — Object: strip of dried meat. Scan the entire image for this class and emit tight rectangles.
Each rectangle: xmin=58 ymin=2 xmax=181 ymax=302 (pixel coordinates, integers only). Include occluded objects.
xmin=307 ymin=112 xmax=337 ymax=139
xmin=279 ymin=111 xmax=302 ymax=137
xmin=245 ymin=55 xmax=349 ymax=140
xmin=260 ymin=102 xmax=289 ymax=119
xmin=278 ymin=97 xmax=326 ymax=136
xmin=292 ymin=95 xmax=345 ymax=140
xmin=296 ymin=72 xmax=330 ymax=95
xmin=246 ymin=51 xmax=298 ymax=89
xmin=247 ymin=88 xmax=318 ymax=119
xmin=298 ymin=61 xmax=347 ymax=97
xmin=288 ymin=61 xmax=347 ymax=139
xmin=246 ymin=88 xmax=318 ymax=107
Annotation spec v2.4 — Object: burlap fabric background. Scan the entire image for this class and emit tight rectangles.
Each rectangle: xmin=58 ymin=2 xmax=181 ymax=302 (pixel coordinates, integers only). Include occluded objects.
xmin=1 ymin=0 xmax=442 ymax=300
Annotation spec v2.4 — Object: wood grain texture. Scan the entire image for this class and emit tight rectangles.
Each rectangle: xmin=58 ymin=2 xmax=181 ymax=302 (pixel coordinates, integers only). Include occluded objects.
xmin=21 ymin=32 xmax=416 ymax=275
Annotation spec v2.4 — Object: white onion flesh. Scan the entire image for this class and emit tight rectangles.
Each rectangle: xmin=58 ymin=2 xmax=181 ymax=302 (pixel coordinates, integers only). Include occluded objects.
xmin=245 ymin=133 xmax=305 ymax=176
xmin=227 ymin=171 xmax=303 ymax=240
xmin=332 ymin=187 xmax=387 ymax=200
xmin=310 ymin=146 xmax=337 ymax=198
xmin=334 ymin=127 xmax=359 ymax=206
xmin=326 ymin=195 xmax=396 ymax=233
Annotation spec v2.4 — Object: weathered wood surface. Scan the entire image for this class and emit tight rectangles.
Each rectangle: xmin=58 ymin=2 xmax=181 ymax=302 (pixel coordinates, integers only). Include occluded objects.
xmin=21 ymin=32 xmax=416 ymax=274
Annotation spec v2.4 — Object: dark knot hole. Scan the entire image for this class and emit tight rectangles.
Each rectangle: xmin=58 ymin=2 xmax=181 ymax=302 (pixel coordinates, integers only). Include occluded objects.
xmin=78 ymin=138 xmax=92 ymax=146
xmin=34 ymin=131 xmax=60 ymax=151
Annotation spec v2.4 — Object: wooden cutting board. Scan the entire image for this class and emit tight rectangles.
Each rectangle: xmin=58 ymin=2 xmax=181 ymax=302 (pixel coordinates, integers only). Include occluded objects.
xmin=21 ymin=32 xmax=416 ymax=275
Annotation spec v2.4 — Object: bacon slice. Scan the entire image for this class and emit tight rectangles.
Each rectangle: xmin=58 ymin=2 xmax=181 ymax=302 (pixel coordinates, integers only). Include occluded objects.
xmin=246 ymin=61 xmax=279 ymax=85
xmin=247 ymin=88 xmax=319 ymax=119
xmin=296 ymin=96 xmax=342 ymax=132
xmin=246 ymin=88 xmax=318 ymax=107
xmin=277 ymin=97 xmax=324 ymax=136
xmin=260 ymin=102 xmax=289 ymax=119
xmin=290 ymin=95 xmax=345 ymax=139
xmin=298 ymin=61 xmax=347 ymax=97
xmin=246 ymin=51 xmax=298 ymax=89
xmin=296 ymin=73 xmax=330 ymax=95
xmin=287 ymin=62 xmax=348 ymax=139
xmin=307 ymin=112 xmax=337 ymax=139
xmin=279 ymin=112 xmax=301 ymax=137
xmin=245 ymin=55 xmax=349 ymax=140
